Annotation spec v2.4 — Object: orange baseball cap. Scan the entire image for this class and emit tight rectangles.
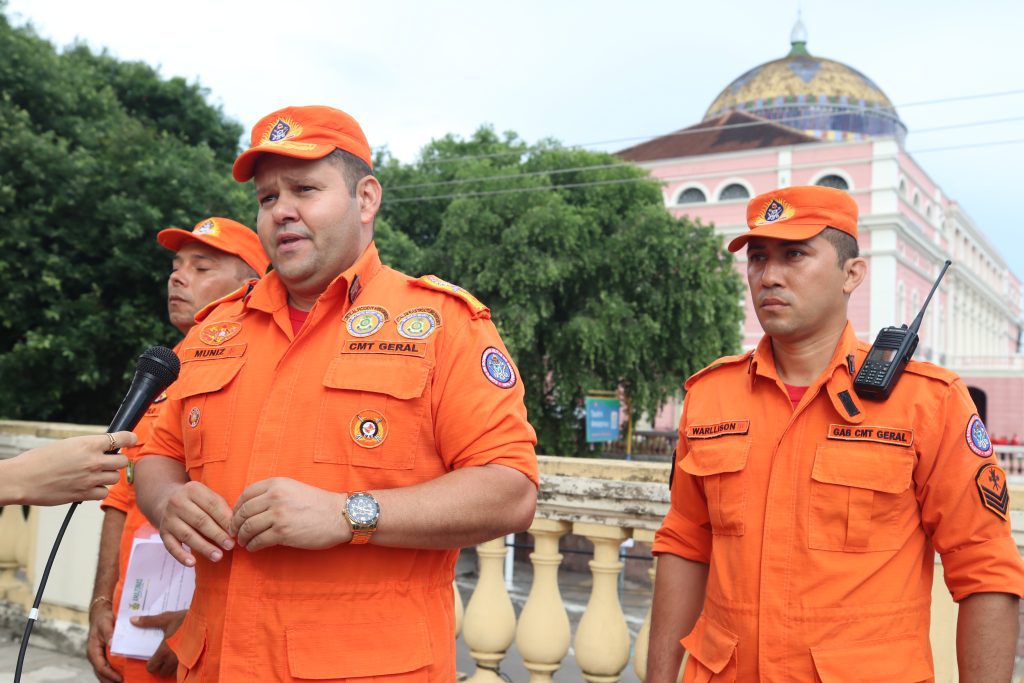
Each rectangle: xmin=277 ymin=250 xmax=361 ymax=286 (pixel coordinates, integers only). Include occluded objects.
xmin=232 ymin=105 xmax=373 ymax=182
xmin=157 ymin=217 xmax=270 ymax=276
xmin=728 ymin=185 xmax=858 ymax=252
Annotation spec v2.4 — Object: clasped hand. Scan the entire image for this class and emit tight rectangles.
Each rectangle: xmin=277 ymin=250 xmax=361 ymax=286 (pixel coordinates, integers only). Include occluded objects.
xmin=159 ymin=477 xmax=346 ymax=565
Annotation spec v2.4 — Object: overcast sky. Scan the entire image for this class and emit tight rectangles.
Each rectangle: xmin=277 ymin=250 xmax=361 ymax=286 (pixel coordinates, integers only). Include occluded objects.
xmin=8 ymin=0 xmax=1024 ymax=286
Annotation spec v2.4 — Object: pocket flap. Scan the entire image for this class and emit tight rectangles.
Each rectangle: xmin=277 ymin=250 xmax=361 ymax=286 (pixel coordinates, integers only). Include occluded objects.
xmin=680 ymin=616 xmax=738 ymax=674
xmin=811 ymin=635 xmax=932 ymax=682
xmin=286 ymin=619 xmax=432 ymax=679
xmin=167 ymin=358 xmax=245 ymax=400
xmin=323 ymin=354 xmax=430 ymax=400
xmin=811 ymin=445 xmax=914 ymax=493
xmin=680 ymin=440 xmax=750 ymax=477
xmin=166 ymin=613 xmax=206 ymax=670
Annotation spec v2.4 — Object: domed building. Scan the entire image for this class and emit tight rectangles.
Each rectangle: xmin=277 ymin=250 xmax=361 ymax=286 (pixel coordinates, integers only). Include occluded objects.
xmin=619 ymin=20 xmax=1024 ymax=448
xmin=704 ymin=19 xmax=907 ymax=143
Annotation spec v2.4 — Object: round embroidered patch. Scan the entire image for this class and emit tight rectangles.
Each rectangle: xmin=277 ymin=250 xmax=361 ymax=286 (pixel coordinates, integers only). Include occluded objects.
xmin=199 ymin=321 xmax=242 ymax=346
xmin=481 ymin=347 xmax=516 ymax=389
xmin=350 ymin=410 xmax=388 ymax=448
xmin=965 ymin=414 xmax=993 ymax=457
xmin=193 ymin=219 xmax=220 ymax=236
xmin=188 ymin=407 xmax=201 ymax=428
xmin=345 ymin=306 xmax=388 ymax=338
xmin=396 ymin=308 xmax=440 ymax=340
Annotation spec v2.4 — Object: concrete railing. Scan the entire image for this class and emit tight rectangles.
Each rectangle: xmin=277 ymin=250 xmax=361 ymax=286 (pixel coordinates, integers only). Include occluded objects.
xmin=0 ymin=420 xmax=1016 ymax=680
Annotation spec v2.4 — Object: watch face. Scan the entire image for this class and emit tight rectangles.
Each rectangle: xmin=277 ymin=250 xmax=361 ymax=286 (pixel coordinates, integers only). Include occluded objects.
xmin=347 ymin=493 xmax=379 ymax=524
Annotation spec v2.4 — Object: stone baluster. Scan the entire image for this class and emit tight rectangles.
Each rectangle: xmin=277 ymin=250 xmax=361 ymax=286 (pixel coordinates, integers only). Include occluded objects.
xmin=454 ymin=578 xmax=465 ymax=637
xmin=573 ymin=523 xmax=631 ymax=683
xmin=515 ymin=519 xmax=572 ymax=682
xmin=463 ymin=537 xmax=516 ymax=682
xmin=0 ymin=505 xmax=27 ymax=596
xmin=631 ymin=529 xmax=656 ymax=681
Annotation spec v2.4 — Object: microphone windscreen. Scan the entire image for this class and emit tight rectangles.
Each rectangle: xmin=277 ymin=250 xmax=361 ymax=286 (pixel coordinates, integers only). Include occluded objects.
xmin=138 ymin=345 xmax=180 ymax=385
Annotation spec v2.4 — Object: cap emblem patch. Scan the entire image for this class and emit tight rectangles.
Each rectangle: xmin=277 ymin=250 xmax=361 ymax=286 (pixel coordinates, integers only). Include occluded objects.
xmin=753 ymin=197 xmax=796 ymax=226
xmin=260 ymin=117 xmax=304 ymax=146
xmin=193 ymin=219 xmax=220 ymax=236
xmin=350 ymin=410 xmax=388 ymax=448
xmin=345 ymin=305 xmax=388 ymax=338
xmin=481 ymin=347 xmax=516 ymax=389
xmin=966 ymin=414 xmax=993 ymax=457
xmin=199 ymin=321 xmax=243 ymax=346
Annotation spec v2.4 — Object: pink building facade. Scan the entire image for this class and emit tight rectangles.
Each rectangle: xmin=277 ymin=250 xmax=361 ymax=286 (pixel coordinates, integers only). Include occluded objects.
xmin=620 ymin=26 xmax=1024 ymax=440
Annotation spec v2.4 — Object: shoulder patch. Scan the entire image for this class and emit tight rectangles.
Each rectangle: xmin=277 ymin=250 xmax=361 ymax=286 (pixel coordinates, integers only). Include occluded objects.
xmin=903 ymin=359 xmax=958 ymax=385
xmin=411 ymin=275 xmax=490 ymax=319
xmin=684 ymin=351 xmax=754 ymax=391
xmin=976 ymin=463 xmax=1009 ymax=520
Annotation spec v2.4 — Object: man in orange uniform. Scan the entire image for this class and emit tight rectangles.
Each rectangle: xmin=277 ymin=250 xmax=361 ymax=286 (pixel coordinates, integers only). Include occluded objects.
xmin=647 ymin=185 xmax=1024 ymax=682
xmin=88 ymin=218 xmax=268 ymax=682
xmin=135 ymin=105 xmax=538 ymax=681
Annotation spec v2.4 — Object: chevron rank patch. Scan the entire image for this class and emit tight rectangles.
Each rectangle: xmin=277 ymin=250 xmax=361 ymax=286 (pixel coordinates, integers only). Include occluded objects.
xmin=976 ymin=463 xmax=1009 ymax=520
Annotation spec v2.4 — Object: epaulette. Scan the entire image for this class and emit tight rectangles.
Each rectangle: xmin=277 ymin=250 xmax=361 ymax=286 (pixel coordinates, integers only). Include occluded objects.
xmin=684 ymin=350 xmax=755 ymax=391
xmin=193 ymin=280 xmax=256 ymax=323
xmin=903 ymin=359 xmax=959 ymax=385
xmin=410 ymin=275 xmax=490 ymax=319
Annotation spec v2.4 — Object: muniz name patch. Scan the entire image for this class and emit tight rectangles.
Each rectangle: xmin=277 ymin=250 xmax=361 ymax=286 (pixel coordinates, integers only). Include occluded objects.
xmin=827 ymin=424 xmax=914 ymax=447
xmin=341 ymin=339 xmax=427 ymax=358
xmin=686 ymin=420 xmax=750 ymax=439
xmin=182 ymin=344 xmax=247 ymax=363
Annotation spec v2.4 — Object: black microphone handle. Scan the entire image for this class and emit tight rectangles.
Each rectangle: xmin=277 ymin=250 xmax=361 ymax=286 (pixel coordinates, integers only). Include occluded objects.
xmin=105 ymin=371 xmax=168 ymax=441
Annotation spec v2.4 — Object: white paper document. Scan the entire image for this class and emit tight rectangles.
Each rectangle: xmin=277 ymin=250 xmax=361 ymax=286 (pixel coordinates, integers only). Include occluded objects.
xmin=110 ymin=535 xmax=196 ymax=659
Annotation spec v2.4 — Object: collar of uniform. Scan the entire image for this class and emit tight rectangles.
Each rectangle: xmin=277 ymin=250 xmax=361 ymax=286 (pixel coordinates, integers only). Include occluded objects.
xmin=748 ymin=322 xmax=866 ymax=422
xmin=244 ymin=242 xmax=383 ymax=314
xmin=320 ymin=240 xmax=383 ymax=307
xmin=823 ymin=322 xmax=866 ymax=423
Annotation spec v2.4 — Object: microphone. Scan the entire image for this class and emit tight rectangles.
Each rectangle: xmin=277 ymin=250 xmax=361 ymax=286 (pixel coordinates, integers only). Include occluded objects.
xmin=106 ymin=345 xmax=181 ymax=443
xmin=14 ymin=345 xmax=180 ymax=682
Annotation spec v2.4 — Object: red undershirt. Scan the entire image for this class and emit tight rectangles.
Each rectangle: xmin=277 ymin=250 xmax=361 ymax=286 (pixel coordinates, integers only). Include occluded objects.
xmin=785 ymin=384 xmax=809 ymax=409
xmin=287 ymin=305 xmax=309 ymax=336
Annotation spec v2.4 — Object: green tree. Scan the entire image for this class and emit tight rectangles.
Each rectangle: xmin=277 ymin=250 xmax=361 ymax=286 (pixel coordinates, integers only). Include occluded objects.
xmin=378 ymin=128 xmax=743 ymax=455
xmin=0 ymin=10 xmax=252 ymax=423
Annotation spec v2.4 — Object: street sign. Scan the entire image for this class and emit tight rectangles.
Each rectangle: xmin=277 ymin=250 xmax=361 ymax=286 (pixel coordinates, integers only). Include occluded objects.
xmin=585 ymin=397 xmax=621 ymax=443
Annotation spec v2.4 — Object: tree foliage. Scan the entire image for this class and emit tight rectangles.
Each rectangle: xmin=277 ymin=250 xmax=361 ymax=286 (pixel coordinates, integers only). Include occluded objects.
xmin=0 ymin=10 xmax=251 ymax=423
xmin=376 ymin=128 xmax=744 ymax=454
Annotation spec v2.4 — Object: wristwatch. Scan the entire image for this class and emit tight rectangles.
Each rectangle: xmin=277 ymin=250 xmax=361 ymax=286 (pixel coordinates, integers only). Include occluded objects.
xmin=344 ymin=491 xmax=380 ymax=544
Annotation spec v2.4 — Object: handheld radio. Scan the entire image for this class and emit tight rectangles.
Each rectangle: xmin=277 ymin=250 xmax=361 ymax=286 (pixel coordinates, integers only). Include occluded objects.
xmin=854 ymin=259 xmax=952 ymax=401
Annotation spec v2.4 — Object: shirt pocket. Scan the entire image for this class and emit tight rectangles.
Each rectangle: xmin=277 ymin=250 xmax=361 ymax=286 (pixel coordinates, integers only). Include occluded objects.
xmin=680 ymin=439 xmax=751 ymax=536
xmin=810 ymin=634 xmax=933 ymax=682
xmin=680 ymin=614 xmax=739 ymax=683
xmin=285 ymin=618 xmax=431 ymax=680
xmin=168 ymin=359 xmax=245 ymax=474
xmin=315 ymin=354 xmax=431 ymax=470
xmin=808 ymin=443 xmax=916 ymax=552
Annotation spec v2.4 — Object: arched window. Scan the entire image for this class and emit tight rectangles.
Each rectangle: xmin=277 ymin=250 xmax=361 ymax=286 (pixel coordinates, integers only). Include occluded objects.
xmin=815 ymin=174 xmax=849 ymax=191
xmin=676 ymin=187 xmax=706 ymax=204
xmin=719 ymin=183 xmax=750 ymax=201
xmin=899 ymin=179 xmax=907 ymax=196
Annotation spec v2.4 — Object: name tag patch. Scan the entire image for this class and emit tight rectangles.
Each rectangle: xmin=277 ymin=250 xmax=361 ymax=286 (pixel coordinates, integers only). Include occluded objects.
xmin=341 ymin=339 xmax=427 ymax=358
xmin=827 ymin=424 xmax=914 ymax=447
xmin=686 ymin=420 xmax=750 ymax=439
xmin=182 ymin=344 xmax=247 ymax=363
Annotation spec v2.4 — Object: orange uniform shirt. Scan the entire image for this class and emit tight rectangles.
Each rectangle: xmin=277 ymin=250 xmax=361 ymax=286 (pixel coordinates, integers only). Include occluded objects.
xmin=141 ymin=243 xmax=538 ymax=682
xmin=654 ymin=323 xmax=1024 ymax=682
xmin=101 ymin=349 xmax=180 ymax=682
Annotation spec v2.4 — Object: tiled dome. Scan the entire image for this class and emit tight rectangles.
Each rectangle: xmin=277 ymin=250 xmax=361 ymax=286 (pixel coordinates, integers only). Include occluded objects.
xmin=704 ymin=19 xmax=907 ymax=143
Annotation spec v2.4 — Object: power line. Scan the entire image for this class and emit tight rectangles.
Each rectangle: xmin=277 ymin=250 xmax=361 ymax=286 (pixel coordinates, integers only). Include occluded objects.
xmin=384 ymin=114 xmax=1024 ymax=193
xmin=383 ymin=116 xmax=1024 ymax=196
xmin=381 ymin=86 xmax=1024 ymax=168
xmin=382 ymin=138 xmax=1024 ymax=205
